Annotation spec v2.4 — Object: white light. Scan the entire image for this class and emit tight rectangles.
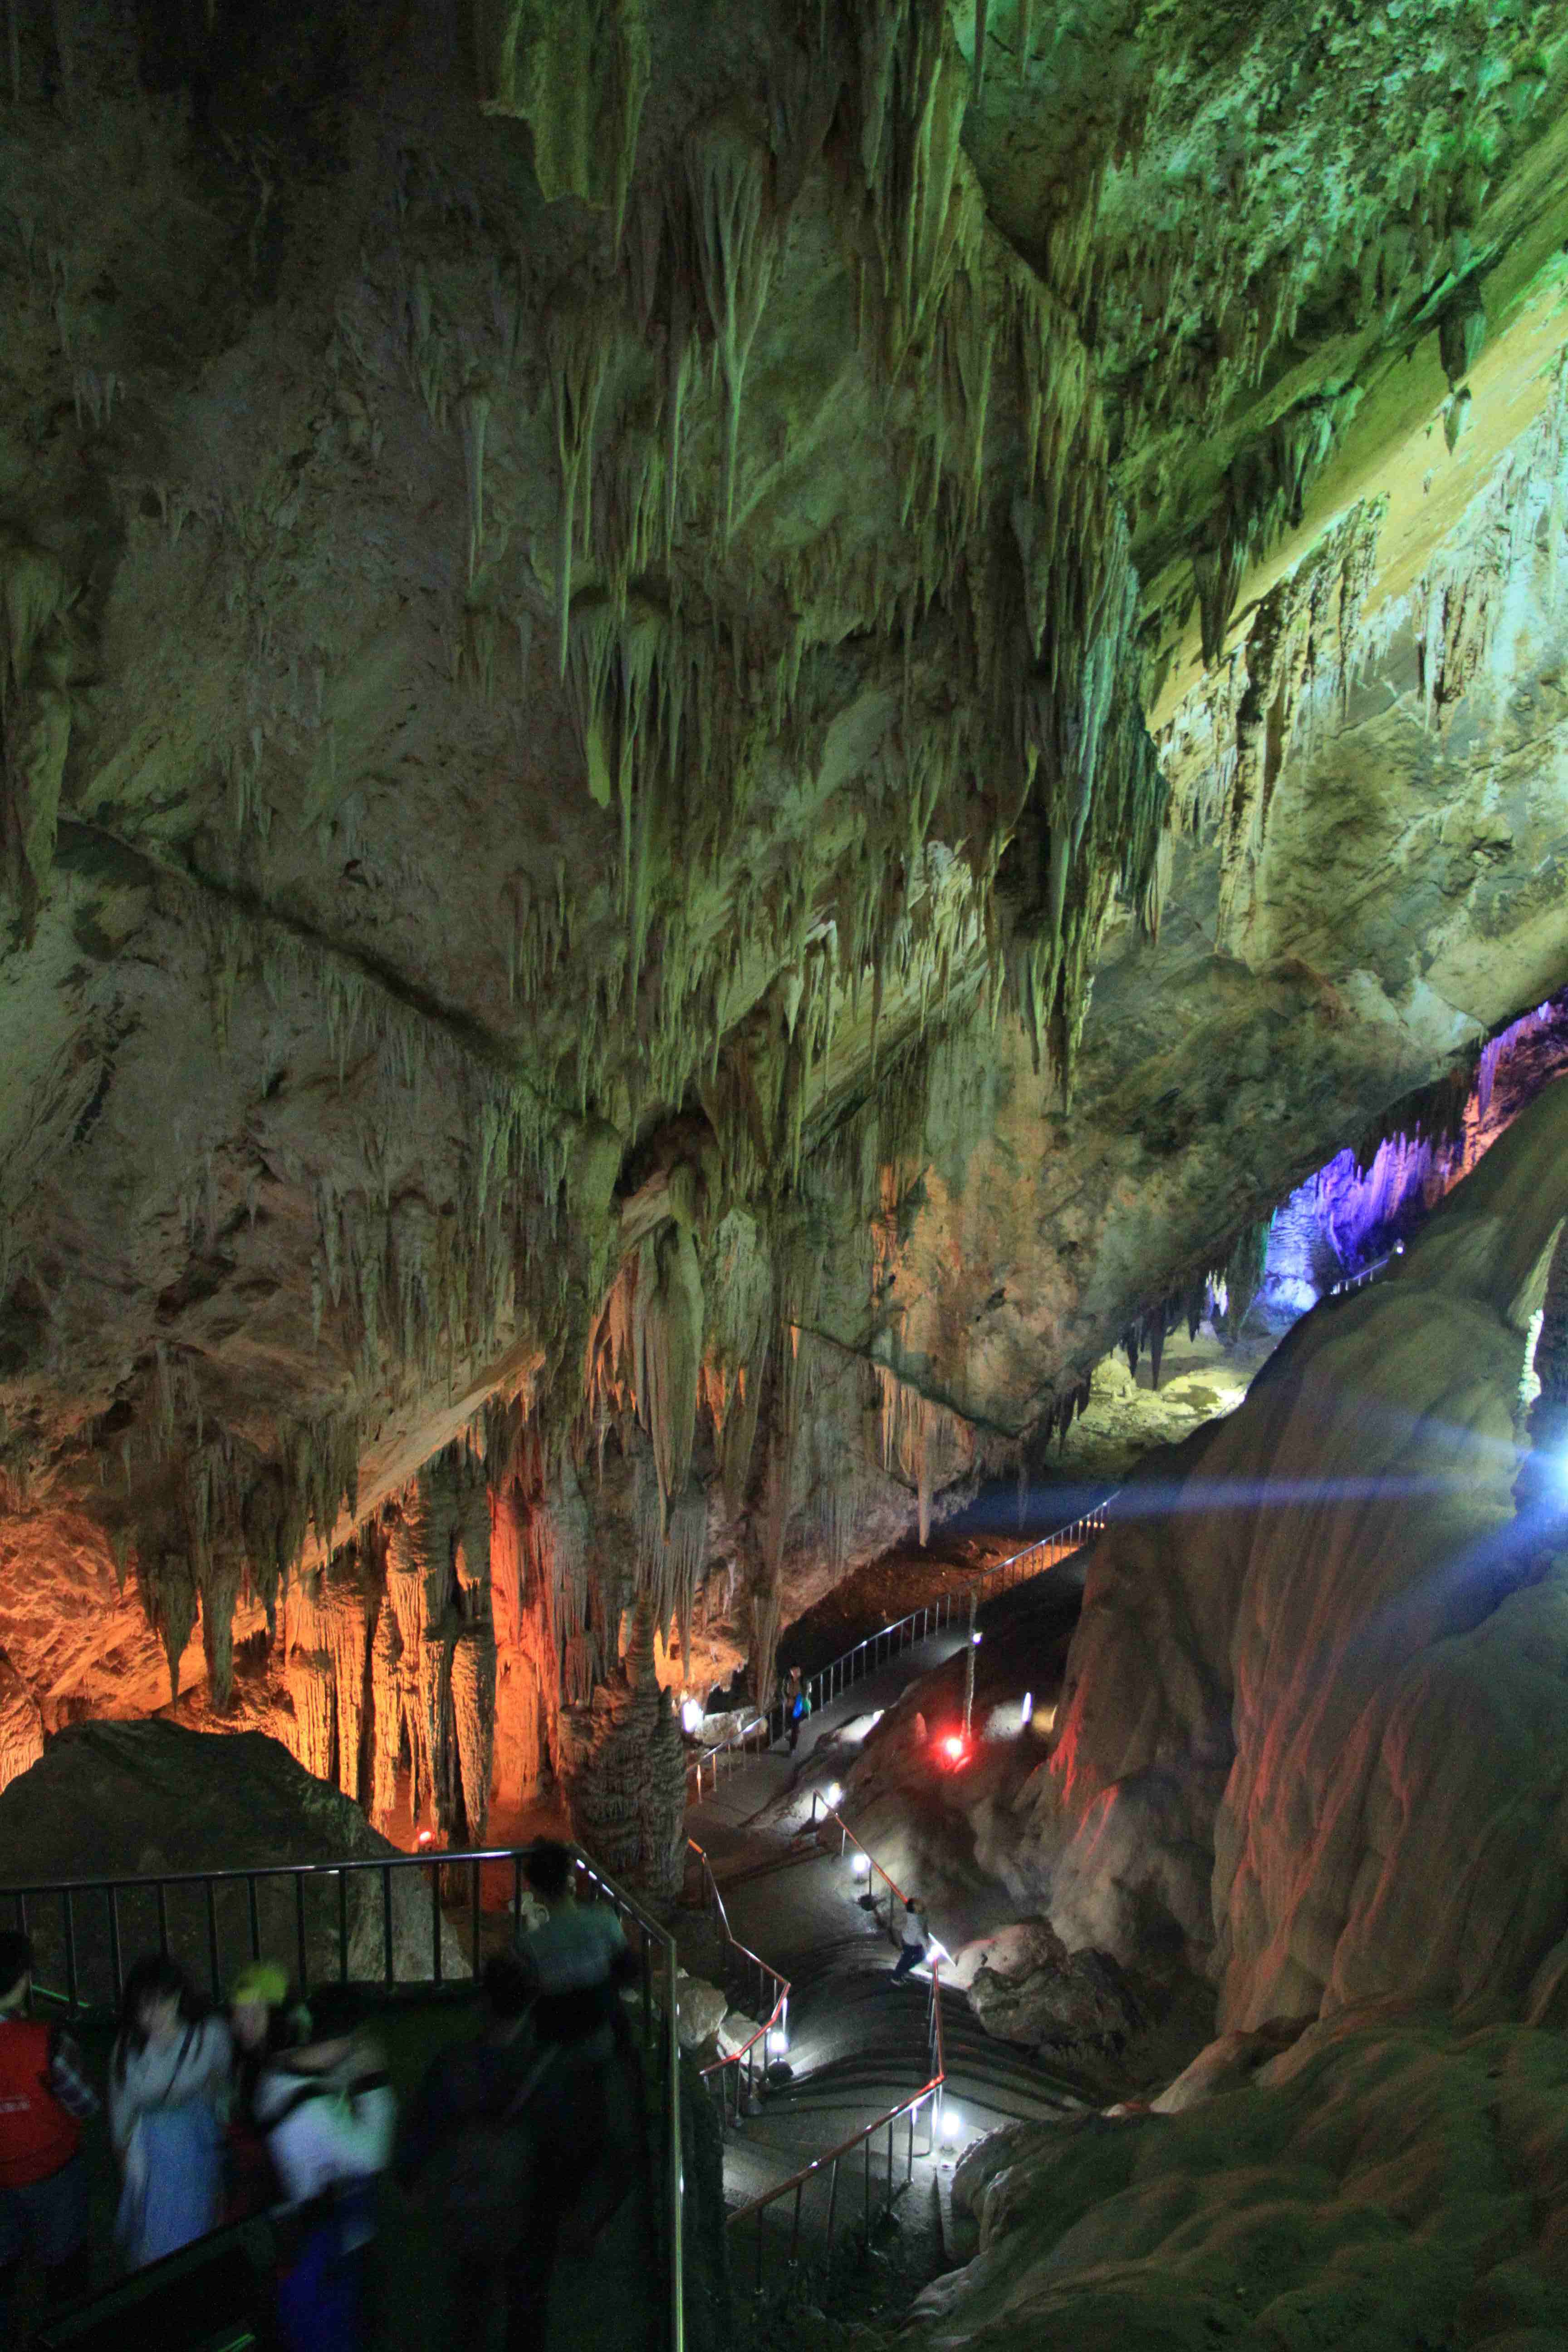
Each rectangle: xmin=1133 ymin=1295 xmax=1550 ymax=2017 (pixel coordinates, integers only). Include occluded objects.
xmin=971 ymin=1632 xmax=982 ymax=1646
xmin=824 ymin=1781 xmax=842 ymax=1808
xmin=1021 ymin=1691 xmax=1034 ymax=1726
xmin=868 ymin=1710 xmax=883 ymax=1727
xmin=767 ymin=2028 xmax=788 ymax=2056
xmin=851 ymin=1852 xmax=870 ymax=1879
xmin=681 ymin=1698 xmax=704 ymax=1737
xmin=941 ymin=2109 xmax=962 ymax=2144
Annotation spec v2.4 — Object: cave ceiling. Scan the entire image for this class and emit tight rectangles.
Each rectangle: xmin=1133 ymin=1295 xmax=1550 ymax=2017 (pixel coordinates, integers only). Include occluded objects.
xmin=1 ymin=0 xmax=1567 ymax=1659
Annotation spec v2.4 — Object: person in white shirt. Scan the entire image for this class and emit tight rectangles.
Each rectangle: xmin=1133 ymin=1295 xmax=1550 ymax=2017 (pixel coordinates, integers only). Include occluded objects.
xmin=253 ymin=1985 xmax=396 ymax=2352
xmin=891 ymin=1896 xmax=930 ymax=1983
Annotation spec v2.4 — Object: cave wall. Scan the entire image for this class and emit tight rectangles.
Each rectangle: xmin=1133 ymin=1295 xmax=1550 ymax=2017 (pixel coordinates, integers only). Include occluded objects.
xmin=1019 ymin=1078 xmax=1568 ymax=2030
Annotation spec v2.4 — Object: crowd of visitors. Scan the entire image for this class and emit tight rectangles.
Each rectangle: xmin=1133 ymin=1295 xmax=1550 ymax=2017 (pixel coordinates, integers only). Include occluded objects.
xmin=0 ymin=1840 xmax=645 ymax=2349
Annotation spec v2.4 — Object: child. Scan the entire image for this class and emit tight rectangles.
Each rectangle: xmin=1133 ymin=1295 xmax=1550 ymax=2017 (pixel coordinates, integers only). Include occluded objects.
xmin=108 ymin=1955 xmax=231 ymax=2268
xmin=0 ymin=1930 xmax=97 ymax=2337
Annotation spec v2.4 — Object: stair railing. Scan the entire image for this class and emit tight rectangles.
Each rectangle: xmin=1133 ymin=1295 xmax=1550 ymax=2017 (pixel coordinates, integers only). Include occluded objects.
xmin=686 ymin=1491 xmax=1117 ymax=1800
xmin=725 ymin=1798 xmax=947 ymax=2297
xmin=685 ymin=1837 xmax=791 ymax=2127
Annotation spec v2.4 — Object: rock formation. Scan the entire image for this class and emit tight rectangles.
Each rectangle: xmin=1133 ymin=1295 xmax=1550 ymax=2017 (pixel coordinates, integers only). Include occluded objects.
xmin=917 ymin=2004 xmax=1568 ymax=2350
xmin=0 ymin=0 xmax=1565 ymax=1894
xmin=0 ymin=1718 xmax=466 ymax=2004
xmin=1014 ymin=1076 xmax=1568 ymax=2030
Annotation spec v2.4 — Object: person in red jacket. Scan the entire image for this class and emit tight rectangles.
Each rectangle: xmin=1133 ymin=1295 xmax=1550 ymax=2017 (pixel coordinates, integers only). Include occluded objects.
xmin=0 ymin=1930 xmax=98 ymax=2339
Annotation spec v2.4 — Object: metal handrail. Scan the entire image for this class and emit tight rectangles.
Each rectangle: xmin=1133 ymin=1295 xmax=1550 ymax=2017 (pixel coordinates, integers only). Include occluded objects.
xmin=686 ymin=1838 xmax=792 ymax=2125
xmin=686 ymin=1492 xmax=1117 ymax=1799
xmin=725 ymin=1801 xmax=947 ymax=2297
xmin=2 ymin=1840 xmax=685 ymax=2352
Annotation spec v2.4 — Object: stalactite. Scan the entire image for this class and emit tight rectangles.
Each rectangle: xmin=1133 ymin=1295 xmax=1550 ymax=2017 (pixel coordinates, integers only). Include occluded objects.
xmin=459 ymin=384 xmax=490 ymax=584
xmin=0 ymin=529 xmax=79 ymax=931
xmin=283 ymin=1574 xmax=338 ymax=1787
xmin=145 ymin=1552 xmax=198 ymax=1705
xmin=473 ymin=0 xmax=649 ymax=240
xmin=686 ymin=110 xmax=778 ymax=544
xmin=199 ymin=1548 xmax=244 ymax=1713
xmin=547 ymin=299 xmax=615 ymax=673
xmin=368 ymin=1596 xmax=403 ymax=1833
xmin=872 ymin=1359 xmax=974 ymax=1544
xmin=632 ymin=1220 xmax=705 ymax=1527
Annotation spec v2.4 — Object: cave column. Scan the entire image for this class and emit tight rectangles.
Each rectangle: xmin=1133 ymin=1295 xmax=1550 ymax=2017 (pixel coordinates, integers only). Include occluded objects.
xmin=559 ymin=1595 xmax=686 ymax=1902
xmin=450 ymin=1467 xmax=496 ymax=1844
xmin=386 ymin=1453 xmax=495 ymax=1845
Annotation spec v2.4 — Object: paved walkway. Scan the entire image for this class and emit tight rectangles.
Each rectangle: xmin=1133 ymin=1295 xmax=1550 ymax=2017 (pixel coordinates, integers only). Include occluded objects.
xmin=687 ymin=1624 xmax=972 ymax=1857
xmin=684 ymin=1607 xmax=1090 ymax=2236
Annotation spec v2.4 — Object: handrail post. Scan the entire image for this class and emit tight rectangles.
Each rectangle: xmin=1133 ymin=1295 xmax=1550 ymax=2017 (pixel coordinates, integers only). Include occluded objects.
xmin=666 ymin=1932 xmax=685 ymax=2352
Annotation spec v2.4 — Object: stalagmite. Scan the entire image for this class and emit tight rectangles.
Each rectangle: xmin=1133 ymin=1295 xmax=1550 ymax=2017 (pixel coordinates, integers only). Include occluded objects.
xmin=559 ymin=1596 xmax=686 ymax=1901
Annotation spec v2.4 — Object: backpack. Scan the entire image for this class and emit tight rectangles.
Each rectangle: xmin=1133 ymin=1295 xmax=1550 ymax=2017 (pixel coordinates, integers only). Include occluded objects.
xmin=790 ymin=1690 xmax=810 ymax=1721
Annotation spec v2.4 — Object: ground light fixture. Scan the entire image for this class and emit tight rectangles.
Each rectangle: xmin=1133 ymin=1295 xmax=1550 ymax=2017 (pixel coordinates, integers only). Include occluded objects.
xmin=767 ymin=2028 xmax=788 ymax=2056
xmin=942 ymin=1733 xmax=966 ymax=1762
xmin=941 ymin=2107 xmax=964 ymax=2147
xmin=824 ymin=1781 xmax=842 ymax=1807
xmin=1021 ymin=1690 xmax=1033 ymax=1726
xmin=971 ymin=1631 xmax=982 ymax=1646
xmin=852 ymin=1851 xmax=871 ymax=1879
xmin=681 ymin=1697 xmax=704 ymax=1737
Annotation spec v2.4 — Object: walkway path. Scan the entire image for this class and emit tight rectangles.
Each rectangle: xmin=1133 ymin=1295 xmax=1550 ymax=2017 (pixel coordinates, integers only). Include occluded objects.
xmin=684 ymin=1581 xmax=1095 ymax=2235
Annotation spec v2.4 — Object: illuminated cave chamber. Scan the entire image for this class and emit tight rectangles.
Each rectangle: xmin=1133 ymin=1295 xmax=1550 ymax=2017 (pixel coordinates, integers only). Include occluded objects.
xmin=2 ymin=0 xmax=1568 ymax=2324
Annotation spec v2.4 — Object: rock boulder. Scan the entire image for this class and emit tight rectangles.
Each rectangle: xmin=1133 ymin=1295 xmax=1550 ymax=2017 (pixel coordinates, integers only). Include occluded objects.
xmin=965 ymin=1919 xmax=1145 ymax=2059
xmin=0 ymin=1719 xmax=468 ymax=2008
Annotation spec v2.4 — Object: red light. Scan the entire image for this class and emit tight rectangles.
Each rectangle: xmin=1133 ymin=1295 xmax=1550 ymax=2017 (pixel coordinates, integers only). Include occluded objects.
xmin=942 ymin=1735 xmax=965 ymax=1761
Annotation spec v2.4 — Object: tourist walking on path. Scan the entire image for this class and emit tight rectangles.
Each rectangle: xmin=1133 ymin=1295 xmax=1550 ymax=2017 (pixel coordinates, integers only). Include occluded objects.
xmin=108 ymin=1955 xmax=231 ymax=2270
xmin=784 ymin=1664 xmax=811 ymax=1753
xmin=505 ymin=1840 xmax=644 ymax=2352
xmin=0 ymin=1930 xmax=97 ymax=2337
xmin=226 ymin=1960 xmax=308 ymax=2220
xmin=891 ymin=1895 xmax=930 ymax=1983
xmin=395 ymin=1952 xmax=545 ymax=2350
xmin=255 ymin=1983 xmax=396 ymax=2352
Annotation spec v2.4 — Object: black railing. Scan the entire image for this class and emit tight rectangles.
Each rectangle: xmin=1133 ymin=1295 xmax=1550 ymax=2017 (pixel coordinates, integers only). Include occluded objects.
xmin=4 ymin=1842 xmax=685 ymax=2352
xmin=685 ymin=1838 xmax=791 ymax=2128
xmin=726 ymin=1800 xmax=947 ymax=2298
